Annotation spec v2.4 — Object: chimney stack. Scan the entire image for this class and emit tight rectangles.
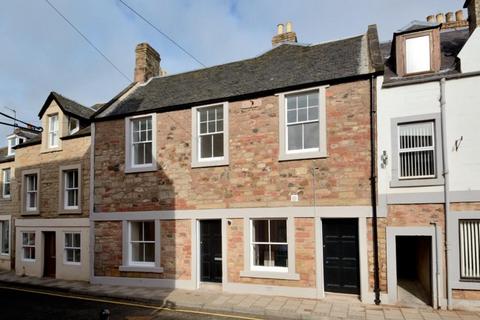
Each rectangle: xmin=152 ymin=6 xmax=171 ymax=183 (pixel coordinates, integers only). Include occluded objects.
xmin=464 ymin=0 xmax=480 ymax=34
xmin=271 ymin=21 xmax=297 ymax=47
xmin=428 ymin=9 xmax=469 ymax=30
xmin=134 ymin=43 xmax=161 ymax=83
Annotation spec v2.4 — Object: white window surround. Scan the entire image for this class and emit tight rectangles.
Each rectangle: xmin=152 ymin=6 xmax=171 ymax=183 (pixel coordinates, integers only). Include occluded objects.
xmin=240 ymin=217 xmax=299 ymax=280
xmin=6 ymin=135 xmax=25 ymax=156
xmin=64 ymin=232 xmax=81 ymax=265
xmin=21 ymin=169 xmax=40 ymax=215
xmin=124 ymin=113 xmax=157 ymax=173
xmin=119 ymin=220 xmax=163 ymax=273
xmin=59 ymin=164 xmax=82 ymax=214
xmin=0 ymin=218 xmax=10 ymax=256
xmin=191 ymin=102 xmax=229 ymax=168
xmin=278 ymin=86 xmax=328 ymax=161
xmin=2 ymin=168 xmax=11 ymax=199
xmin=390 ymin=113 xmax=444 ymax=188
xmin=21 ymin=231 xmax=36 ymax=262
xmin=48 ymin=114 xmax=59 ymax=148
xmin=69 ymin=117 xmax=80 ymax=135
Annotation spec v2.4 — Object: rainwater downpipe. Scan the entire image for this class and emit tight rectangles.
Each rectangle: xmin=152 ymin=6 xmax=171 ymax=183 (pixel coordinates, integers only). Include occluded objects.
xmin=440 ymin=78 xmax=452 ymax=309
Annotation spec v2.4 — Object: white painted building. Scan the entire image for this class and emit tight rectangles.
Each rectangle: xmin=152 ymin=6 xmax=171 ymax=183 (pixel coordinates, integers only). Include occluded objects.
xmin=377 ymin=1 xmax=480 ymax=310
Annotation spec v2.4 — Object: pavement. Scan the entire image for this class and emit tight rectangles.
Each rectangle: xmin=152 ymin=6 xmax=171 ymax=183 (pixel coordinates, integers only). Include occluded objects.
xmin=1 ymin=271 xmax=480 ymax=320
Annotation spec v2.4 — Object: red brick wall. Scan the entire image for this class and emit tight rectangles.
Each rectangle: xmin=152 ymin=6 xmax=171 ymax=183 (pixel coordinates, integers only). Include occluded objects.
xmin=227 ymin=218 xmax=316 ymax=287
xmin=94 ymin=79 xmax=372 ymax=212
xmin=94 ymin=220 xmax=192 ymax=279
xmin=367 ymin=204 xmax=445 ymax=293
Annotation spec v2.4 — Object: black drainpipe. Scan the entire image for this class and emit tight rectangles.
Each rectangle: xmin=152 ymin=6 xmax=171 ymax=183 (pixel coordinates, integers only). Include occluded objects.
xmin=370 ymin=75 xmax=381 ymax=305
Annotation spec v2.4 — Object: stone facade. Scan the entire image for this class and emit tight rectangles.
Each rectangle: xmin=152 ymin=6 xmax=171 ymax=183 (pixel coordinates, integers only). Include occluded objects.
xmin=94 ymin=79 xmax=372 ymax=212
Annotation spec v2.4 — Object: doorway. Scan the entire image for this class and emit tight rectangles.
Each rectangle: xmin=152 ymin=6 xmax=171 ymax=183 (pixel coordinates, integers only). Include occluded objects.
xmin=199 ymin=220 xmax=222 ymax=283
xmin=396 ymin=236 xmax=432 ymax=306
xmin=43 ymin=232 xmax=56 ymax=278
xmin=322 ymin=218 xmax=360 ymax=294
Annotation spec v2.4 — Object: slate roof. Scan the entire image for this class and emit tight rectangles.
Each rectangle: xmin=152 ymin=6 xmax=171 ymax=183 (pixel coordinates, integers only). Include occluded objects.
xmin=61 ymin=126 xmax=91 ymax=140
xmin=39 ymin=92 xmax=95 ymax=120
xmin=395 ymin=20 xmax=440 ymax=34
xmin=0 ymin=147 xmax=14 ymax=163
xmin=97 ymin=29 xmax=379 ymax=119
xmin=14 ymin=134 xmax=41 ymax=149
xmin=382 ymin=28 xmax=470 ymax=86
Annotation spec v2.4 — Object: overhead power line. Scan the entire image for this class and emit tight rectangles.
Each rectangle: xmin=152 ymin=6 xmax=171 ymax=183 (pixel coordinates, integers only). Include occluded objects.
xmin=117 ymin=0 xmax=206 ymax=68
xmin=44 ymin=0 xmax=132 ymax=83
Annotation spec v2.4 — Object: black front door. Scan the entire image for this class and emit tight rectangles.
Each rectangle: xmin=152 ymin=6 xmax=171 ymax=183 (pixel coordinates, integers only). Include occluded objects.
xmin=43 ymin=232 xmax=56 ymax=278
xmin=323 ymin=219 xmax=360 ymax=294
xmin=200 ymin=220 xmax=222 ymax=282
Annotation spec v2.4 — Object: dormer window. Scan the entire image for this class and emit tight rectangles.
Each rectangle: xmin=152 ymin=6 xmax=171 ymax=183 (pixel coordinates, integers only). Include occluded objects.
xmin=395 ymin=28 xmax=440 ymax=77
xmin=7 ymin=135 xmax=25 ymax=156
xmin=405 ymin=35 xmax=431 ymax=74
xmin=69 ymin=117 xmax=80 ymax=135
xmin=48 ymin=114 xmax=59 ymax=148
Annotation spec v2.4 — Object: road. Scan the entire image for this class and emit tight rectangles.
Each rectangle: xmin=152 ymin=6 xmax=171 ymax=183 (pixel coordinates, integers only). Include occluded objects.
xmin=0 ymin=285 xmax=260 ymax=320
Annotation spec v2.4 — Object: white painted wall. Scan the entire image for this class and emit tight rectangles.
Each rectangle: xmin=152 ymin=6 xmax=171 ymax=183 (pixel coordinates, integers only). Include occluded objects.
xmin=458 ymin=28 xmax=480 ymax=73
xmin=15 ymin=218 xmax=90 ymax=281
xmin=377 ymin=73 xmax=480 ymax=196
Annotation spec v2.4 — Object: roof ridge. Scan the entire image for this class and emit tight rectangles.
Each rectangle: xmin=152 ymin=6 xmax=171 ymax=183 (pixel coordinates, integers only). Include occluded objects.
xmin=52 ymin=91 xmax=91 ymax=110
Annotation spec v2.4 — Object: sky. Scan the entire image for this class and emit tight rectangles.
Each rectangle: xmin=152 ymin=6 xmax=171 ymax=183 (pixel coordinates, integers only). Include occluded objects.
xmin=0 ymin=0 xmax=467 ymax=146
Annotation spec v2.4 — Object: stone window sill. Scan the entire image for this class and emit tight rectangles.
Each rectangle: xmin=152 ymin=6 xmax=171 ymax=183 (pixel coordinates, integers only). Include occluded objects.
xmin=124 ymin=165 xmax=157 ymax=174
xmin=279 ymin=151 xmax=327 ymax=162
xmin=191 ymin=159 xmax=229 ymax=168
xmin=119 ymin=265 xmax=164 ymax=273
xmin=240 ymin=270 xmax=300 ymax=280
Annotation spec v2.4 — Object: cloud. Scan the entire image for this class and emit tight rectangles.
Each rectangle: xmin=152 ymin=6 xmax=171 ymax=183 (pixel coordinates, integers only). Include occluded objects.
xmin=0 ymin=0 xmax=464 ymax=146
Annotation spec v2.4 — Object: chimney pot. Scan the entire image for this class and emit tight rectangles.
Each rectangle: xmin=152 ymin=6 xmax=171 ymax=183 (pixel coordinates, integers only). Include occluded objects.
xmin=134 ymin=42 xmax=161 ymax=83
xmin=446 ymin=12 xmax=454 ymax=22
xmin=455 ymin=9 xmax=465 ymax=21
xmin=286 ymin=21 xmax=293 ymax=33
xmin=277 ymin=24 xmax=284 ymax=35
xmin=436 ymin=13 xmax=445 ymax=23
xmin=426 ymin=15 xmax=435 ymax=22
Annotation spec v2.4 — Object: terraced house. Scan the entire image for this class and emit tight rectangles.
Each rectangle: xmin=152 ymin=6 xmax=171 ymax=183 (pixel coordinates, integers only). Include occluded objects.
xmin=90 ymin=23 xmax=384 ymax=303
xmin=376 ymin=0 xmax=480 ymax=310
xmin=12 ymin=92 xmax=94 ymax=281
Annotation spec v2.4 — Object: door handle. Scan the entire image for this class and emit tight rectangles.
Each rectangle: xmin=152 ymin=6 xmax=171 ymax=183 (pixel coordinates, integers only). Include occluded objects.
xmin=214 ymin=257 xmax=222 ymax=261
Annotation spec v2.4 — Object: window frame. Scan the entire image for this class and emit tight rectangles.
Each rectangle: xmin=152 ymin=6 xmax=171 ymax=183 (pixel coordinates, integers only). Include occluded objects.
xmin=240 ymin=217 xmax=299 ymax=280
xmin=128 ymin=221 xmax=155 ymax=267
xmin=21 ymin=231 xmax=36 ymax=261
xmin=2 ymin=168 xmax=11 ymax=199
xmin=21 ymin=169 xmax=40 ymax=215
xmin=64 ymin=232 xmax=81 ymax=265
xmin=0 ymin=218 xmax=10 ymax=256
xmin=278 ymin=86 xmax=328 ymax=161
xmin=119 ymin=220 xmax=163 ymax=273
xmin=48 ymin=114 xmax=59 ymax=148
xmin=191 ymin=102 xmax=229 ymax=168
xmin=68 ymin=117 xmax=80 ymax=135
xmin=59 ymin=164 xmax=82 ymax=214
xmin=390 ymin=114 xmax=444 ymax=188
xmin=125 ymin=113 xmax=157 ymax=173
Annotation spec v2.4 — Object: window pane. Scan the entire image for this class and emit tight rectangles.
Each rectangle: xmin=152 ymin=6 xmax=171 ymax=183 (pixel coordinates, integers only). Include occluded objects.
xmin=271 ymin=244 xmax=288 ymax=267
xmin=144 ymin=142 xmax=153 ymax=164
xmin=308 ymin=106 xmax=319 ymax=121
xmin=200 ymin=122 xmax=207 ymax=134
xmin=459 ymin=220 xmax=480 ymax=279
xmin=297 ymin=108 xmax=308 ymax=122
xmin=73 ymin=233 xmax=81 ymax=247
xmin=74 ymin=249 xmax=81 ymax=262
xmin=270 ymin=220 xmax=287 ymax=243
xmin=65 ymin=233 xmax=72 ymax=247
xmin=253 ymin=244 xmax=269 ymax=266
xmin=304 ymin=122 xmax=320 ymax=149
xmin=308 ymin=92 xmax=319 ymax=107
xmin=298 ymin=94 xmax=307 ymax=108
xmin=131 ymin=222 xmax=141 ymax=241
xmin=199 ymin=110 xmax=207 ymax=122
xmin=1 ymin=221 xmax=9 ymax=254
xmin=200 ymin=135 xmax=213 ymax=158
xmin=253 ymin=220 xmax=268 ymax=242
xmin=66 ymin=249 xmax=74 ymax=262
xmin=131 ymin=242 xmax=141 ymax=262
xmin=213 ymin=133 xmax=224 ymax=157
xmin=287 ymin=96 xmax=296 ymax=110
xmin=287 ymin=110 xmax=296 ymax=123
xmin=287 ymin=124 xmax=302 ymax=150
xmin=405 ymin=35 xmax=431 ymax=74
xmin=208 ymin=121 xmax=216 ymax=133
xmin=216 ymin=107 xmax=223 ymax=120
xmin=22 ymin=233 xmax=28 ymax=245
xmin=133 ymin=143 xmax=145 ymax=165
xmin=217 ymin=120 xmax=223 ymax=132
xmin=143 ymin=222 xmax=155 ymax=241
xmin=144 ymin=243 xmax=155 ymax=262
xmin=207 ymin=108 xmax=216 ymax=121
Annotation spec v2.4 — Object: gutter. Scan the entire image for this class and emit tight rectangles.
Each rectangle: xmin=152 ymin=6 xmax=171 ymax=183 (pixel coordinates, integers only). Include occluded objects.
xmin=383 ymin=70 xmax=480 ymax=89
xmin=370 ymin=75 xmax=381 ymax=305
xmin=440 ymin=78 xmax=452 ymax=309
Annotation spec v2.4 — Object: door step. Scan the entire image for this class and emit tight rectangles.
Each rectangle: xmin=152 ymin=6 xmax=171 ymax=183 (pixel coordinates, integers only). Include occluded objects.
xmin=199 ymin=282 xmax=222 ymax=292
